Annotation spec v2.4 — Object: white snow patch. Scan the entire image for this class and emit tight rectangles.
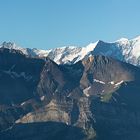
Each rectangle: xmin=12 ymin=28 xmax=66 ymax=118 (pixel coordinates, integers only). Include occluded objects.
xmin=80 ymin=41 xmax=98 ymax=60
xmin=115 ymin=80 xmax=124 ymax=86
xmin=40 ymin=96 xmax=45 ymax=101
xmin=108 ymin=81 xmax=115 ymax=85
xmin=94 ymin=79 xmax=105 ymax=84
xmin=21 ymin=102 xmax=26 ymax=106
xmin=83 ymin=86 xmax=91 ymax=97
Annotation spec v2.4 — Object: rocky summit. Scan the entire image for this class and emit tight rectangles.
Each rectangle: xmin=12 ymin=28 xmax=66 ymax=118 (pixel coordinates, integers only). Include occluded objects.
xmin=0 ymin=48 xmax=140 ymax=140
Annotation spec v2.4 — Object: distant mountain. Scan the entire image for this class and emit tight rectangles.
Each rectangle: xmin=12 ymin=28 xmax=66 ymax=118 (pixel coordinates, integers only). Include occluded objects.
xmin=0 ymin=42 xmax=50 ymax=58
xmin=0 ymin=48 xmax=140 ymax=139
xmin=1 ymin=36 xmax=140 ymax=66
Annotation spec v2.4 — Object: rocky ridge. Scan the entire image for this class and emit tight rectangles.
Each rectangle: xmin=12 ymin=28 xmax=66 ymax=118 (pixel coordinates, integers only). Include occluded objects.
xmin=0 ymin=48 xmax=140 ymax=139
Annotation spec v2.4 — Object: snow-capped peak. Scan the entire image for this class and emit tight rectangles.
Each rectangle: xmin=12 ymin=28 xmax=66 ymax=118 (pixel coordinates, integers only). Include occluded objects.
xmin=74 ymin=41 xmax=99 ymax=62
xmin=129 ymin=36 xmax=140 ymax=59
xmin=116 ymin=38 xmax=129 ymax=42
xmin=1 ymin=42 xmax=21 ymax=50
xmin=82 ymin=41 xmax=99 ymax=54
xmin=93 ymin=36 xmax=140 ymax=66
xmin=1 ymin=36 xmax=140 ymax=66
xmin=0 ymin=42 xmax=50 ymax=57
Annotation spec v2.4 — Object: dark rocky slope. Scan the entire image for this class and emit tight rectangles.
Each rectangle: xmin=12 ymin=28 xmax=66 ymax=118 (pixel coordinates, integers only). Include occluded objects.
xmin=0 ymin=48 xmax=140 ymax=140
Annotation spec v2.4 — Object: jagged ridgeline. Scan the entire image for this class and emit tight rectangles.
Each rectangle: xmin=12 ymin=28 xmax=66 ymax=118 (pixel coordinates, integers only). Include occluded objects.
xmin=0 ymin=48 xmax=140 ymax=140
xmin=1 ymin=36 xmax=140 ymax=66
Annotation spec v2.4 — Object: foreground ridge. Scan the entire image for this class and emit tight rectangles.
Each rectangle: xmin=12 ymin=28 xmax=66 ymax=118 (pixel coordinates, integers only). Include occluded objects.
xmin=0 ymin=48 xmax=140 ymax=139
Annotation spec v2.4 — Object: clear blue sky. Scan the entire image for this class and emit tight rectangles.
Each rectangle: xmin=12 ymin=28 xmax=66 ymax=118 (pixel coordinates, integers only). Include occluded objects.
xmin=0 ymin=0 xmax=140 ymax=49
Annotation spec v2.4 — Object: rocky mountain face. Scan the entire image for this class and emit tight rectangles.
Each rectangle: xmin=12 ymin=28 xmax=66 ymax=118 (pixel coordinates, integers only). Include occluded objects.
xmin=1 ymin=36 xmax=140 ymax=66
xmin=0 ymin=48 xmax=140 ymax=140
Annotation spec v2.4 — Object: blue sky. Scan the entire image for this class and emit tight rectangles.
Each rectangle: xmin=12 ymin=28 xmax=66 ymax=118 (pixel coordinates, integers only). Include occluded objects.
xmin=0 ymin=0 xmax=140 ymax=49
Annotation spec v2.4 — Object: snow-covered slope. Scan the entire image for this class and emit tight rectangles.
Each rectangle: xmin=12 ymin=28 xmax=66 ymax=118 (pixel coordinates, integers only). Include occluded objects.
xmin=93 ymin=36 xmax=140 ymax=66
xmin=0 ymin=42 xmax=50 ymax=57
xmin=0 ymin=41 xmax=99 ymax=64
xmin=1 ymin=36 xmax=140 ymax=66
xmin=47 ymin=41 xmax=98 ymax=64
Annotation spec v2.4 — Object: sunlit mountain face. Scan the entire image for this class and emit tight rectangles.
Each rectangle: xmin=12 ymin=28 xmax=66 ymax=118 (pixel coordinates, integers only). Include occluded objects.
xmin=1 ymin=36 xmax=140 ymax=66
xmin=0 ymin=37 xmax=140 ymax=140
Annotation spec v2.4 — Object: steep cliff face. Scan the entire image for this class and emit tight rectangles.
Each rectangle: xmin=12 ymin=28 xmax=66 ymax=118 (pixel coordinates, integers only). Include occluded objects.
xmin=0 ymin=48 xmax=45 ymax=105
xmin=0 ymin=48 xmax=140 ymax=140
xmin=0 ymin=48 xmax=45 ymax=130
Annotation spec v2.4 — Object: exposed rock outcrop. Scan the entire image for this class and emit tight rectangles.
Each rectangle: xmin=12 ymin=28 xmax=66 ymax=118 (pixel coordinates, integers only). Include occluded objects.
xmin=0 ymin=48 xmax=140 ymax=140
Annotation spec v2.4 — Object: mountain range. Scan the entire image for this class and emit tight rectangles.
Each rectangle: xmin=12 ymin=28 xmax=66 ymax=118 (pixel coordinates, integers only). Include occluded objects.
xmin=0 ymin=36 xmax=140 ymax=140
xmin=1 ymin=36 xmax=140 ymax=66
